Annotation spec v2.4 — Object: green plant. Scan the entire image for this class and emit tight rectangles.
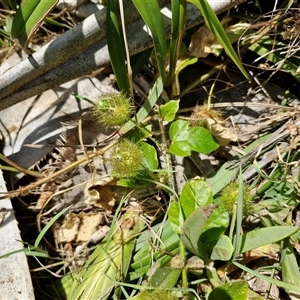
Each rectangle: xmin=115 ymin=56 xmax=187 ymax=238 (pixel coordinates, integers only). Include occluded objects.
xmin=92 ymin=93 xmax=133 ymax=128
xmin=109 ymin=139 xmax=144 ymax=178
xmin=2 ymin=1 xmax=300 ymax=299
xmin=217 ymin=182 xmax=252 ymax=214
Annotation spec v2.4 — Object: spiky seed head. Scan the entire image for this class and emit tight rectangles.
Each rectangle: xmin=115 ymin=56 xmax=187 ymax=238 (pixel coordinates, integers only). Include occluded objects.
xmin=110 ymin=139 xmax=144 ymax=178
xmin=92 ymin=93 xmax=132 ymax=128
xmin=218 ymin=182 xmax=252 ymax=214
xmin=189 ymin=104 xmax=223 ymax=127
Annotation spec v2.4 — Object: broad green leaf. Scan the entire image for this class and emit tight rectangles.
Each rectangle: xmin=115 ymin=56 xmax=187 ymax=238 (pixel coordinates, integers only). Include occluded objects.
xmin=180 ymin=207 xmax=209 ymax=259
xmin=11 ymin=0 xmax=58 ymax=50
xmin=187 ymin=0 xmax=249 ymax=80
xmin=126 ymin=264 xmax=182 ymax=300
xmin=281 ymin=246 xmax=300 ymax=297
xmin=132 ymin=0 xmax=166 ymax=80
xmin=169 ymin=120 xmax=219 ymax=156
xmin=159 ymin=100 xmax=179 ymax=122
xmin=188 ymin=126 xmax=219 ymax=154
xmin=201 ymin=207 xmax=229 ymax=242
xmin=148 ymin=266 xmax=182 ymax=288
xmin=235 ymin=226 xmax=299 ymax=254
xmin=180 ymin=178 xmax=213 ymax=218
xmin=130 ymin=267 xmax=181 ymax=300
xmin=140 ymin=142 xmax=158 ymax=171
xmin=208 ymin=280 xmax=248 ymax=300
xmin=106 ymin=0 xmax=130 ymax=96
xmin=209 ymin=235 xmax=233 ymax=261
xmin=185 ymin=256 xmax=205 ymax=277
xmin=169 ymin=141 xmax=191 ymax=157
xmin=169 ymin=120 xmax=191 ymax=156
xmin=168 ymin=201 xmax=182 ymax=233
xmin=169 ymin=119 xmax=190 ymax=140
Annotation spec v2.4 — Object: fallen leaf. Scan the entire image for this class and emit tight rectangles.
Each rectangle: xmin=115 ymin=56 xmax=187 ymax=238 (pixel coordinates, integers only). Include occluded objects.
xmin=55 ymin=212 xmax=104 ymax=243
xmin=84 ymin=176 xmax=117 ymax=212
xmin=76 ymin=212 xmax=104 ymax=242
xmin=206 ymin=117 xmax=238 ymax=146
xmin=55 ymin=213 xmax=80 ymax=243
xmin=189 ymin=17 xmax=250 ymax=58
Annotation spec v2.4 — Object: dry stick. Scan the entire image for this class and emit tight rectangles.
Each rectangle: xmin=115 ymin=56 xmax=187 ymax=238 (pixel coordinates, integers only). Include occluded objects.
xmin=118 ymin=0 xmax=137 ymax=123
xmin=119 ymin=0 xmax=133 ymax=97
xmin=0 ymin=140 xmax=119 ymax=200
xmin=230 ymin=115 xmax=300 ymax=169
xmin=178 ymin=102 xmax=299 ymax=113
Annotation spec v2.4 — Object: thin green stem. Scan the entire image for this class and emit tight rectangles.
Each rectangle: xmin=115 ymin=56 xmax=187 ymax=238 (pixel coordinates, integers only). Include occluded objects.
xmin=206 ymin=69 xmax=221 ymax=110
xmin=169 ymin=0 xmax=187 ymax=93
xmin=178 ymin=63 xmax=225 ymax=99
xmin=205 ymin=260 xmax=220 ymax=287
xmin=118 ymin=0 xmax=138 ymax=124
xmin=180 ymin=241 xmax=188 ymax=296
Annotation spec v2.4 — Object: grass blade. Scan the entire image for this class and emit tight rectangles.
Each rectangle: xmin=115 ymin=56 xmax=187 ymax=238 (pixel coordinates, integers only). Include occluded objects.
xmin=11 ymin=0 xmax=58 ymax=50
xmin=120 ymin=76 xmax=163 ymax=134
xmin=232 ymin=168 xmax=243 ymax=258
xmin=35 ymin=206 xmax=70 ymax=248
xmin=68 ymin=209 xmax=145 ymax=299
xmin=188 ymin=0 xmax=250 ymax=79
xmin=234 ymin=261 xmax=300 ymax=293
xmin=106 ymin=0 xmax=130 ymax=96
xmin=132 ymin=0 xmax=166 ymax=80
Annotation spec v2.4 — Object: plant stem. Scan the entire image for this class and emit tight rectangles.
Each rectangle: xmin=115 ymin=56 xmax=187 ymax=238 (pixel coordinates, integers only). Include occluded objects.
xmin=118 ymin=0 xmax=137 ymax=123
xmin=178 ymin=63 xmax=225 ymax=99
xmin=179 ymin=240 xmax=188 ymax=296
xmin=169 ymin=0 xmax=187 ymax=94
xmin=205 ymin=260 xmax=220 ymax=287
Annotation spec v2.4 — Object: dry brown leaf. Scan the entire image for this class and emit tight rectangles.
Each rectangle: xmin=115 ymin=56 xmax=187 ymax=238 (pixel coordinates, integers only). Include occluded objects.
xmin=288 ymin=123 xmax=299 ymax=136
xmin=190 ymin=107 xmax=237 ymax=146
xmin=76 ymin=212 xmax=103 ymax=242
xmin=55 ymin=213 xmax=80 ymax=243
xmin=206 ymin=117 xmax=238 ymax=146
xmin=84 ymin=176 xmax=117 ymax=212
xmin=189 ymin=17 xmax=249 ymax=58
xmin=189 ymin=24 xmax=216 ymax=58
xmin=55 ymin=212 xmax=104 ymax=243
